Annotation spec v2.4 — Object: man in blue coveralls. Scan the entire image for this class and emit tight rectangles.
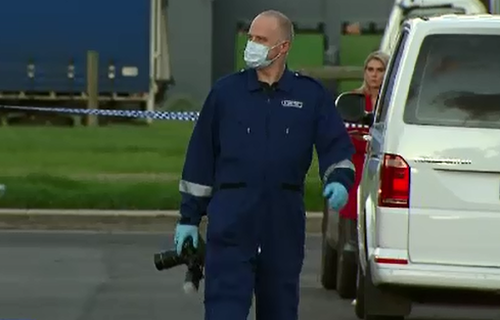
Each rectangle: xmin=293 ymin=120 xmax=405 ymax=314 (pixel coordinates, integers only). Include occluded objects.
xmin=174 ymin=10 xmax=355 ymax=320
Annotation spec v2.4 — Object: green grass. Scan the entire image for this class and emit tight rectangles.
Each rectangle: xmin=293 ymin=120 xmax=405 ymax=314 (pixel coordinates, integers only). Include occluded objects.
xmin=0 ymin=123 xmax=324 ymax=211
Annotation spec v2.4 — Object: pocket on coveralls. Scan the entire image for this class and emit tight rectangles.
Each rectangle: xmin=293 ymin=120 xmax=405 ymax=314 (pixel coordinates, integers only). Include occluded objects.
xmin=277 ymin=116 xmax=313 ymax=155
xmin=219 ymin=115 xmax=254 ymax=155
xmin=281 ymin=189 xmax=306 ymax=259
xmin=282 ymin=190 xmax=306 ymax=228
xmin=206 ymin=188 xmax=253 ymax=245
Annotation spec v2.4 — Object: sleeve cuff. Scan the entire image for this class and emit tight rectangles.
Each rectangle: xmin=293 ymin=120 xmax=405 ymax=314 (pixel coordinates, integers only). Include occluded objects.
xmin=179 ymin=216 xmax=202 ymax=225
xmin=179 ymin=192 xmax=210 ymax=226
xmin=325 ymin=167 xmax=355 ymax=192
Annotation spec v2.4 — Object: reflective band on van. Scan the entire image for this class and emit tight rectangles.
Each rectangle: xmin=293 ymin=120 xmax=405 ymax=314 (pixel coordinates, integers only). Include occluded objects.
xmin=179 ymin=180 xmax=213 ymax=197
xmin=323 ymin=159 xmax=355 ymax=183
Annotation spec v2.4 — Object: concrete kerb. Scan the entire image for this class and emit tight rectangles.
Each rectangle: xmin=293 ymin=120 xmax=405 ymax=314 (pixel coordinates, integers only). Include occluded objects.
xmin=0 ymin=209 xmax=323 ymax=233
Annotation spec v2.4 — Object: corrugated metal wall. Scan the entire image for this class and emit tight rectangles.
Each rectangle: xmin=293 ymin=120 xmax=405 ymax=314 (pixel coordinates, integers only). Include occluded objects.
xmin=166 ymin=0 xmax=213 ymax=105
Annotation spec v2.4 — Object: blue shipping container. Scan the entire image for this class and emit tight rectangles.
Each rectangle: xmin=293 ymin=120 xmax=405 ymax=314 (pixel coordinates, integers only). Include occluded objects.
xmin=0 ymin=0 xmax=162 ymax=95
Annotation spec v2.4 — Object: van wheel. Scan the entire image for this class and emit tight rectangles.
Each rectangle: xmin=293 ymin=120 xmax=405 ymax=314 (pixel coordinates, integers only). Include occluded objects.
xmin=358 ymin=266 xmax=407 ymax=320
xmin=355 ymin=266 xmax=365 ymax=319
xmin=336 ymin=222 xmax=357 ymax=298
xmin=320 ymin=232 xmax=337 ymax=289
xmin=336 ymin=249 xmax=357 ymax=298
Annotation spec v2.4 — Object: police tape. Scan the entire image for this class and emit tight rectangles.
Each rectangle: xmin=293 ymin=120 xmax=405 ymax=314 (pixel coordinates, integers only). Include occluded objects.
xmin=0 ymin=105 xmax=199 ymax=121
xmin=0 ymin=105 xmax=369 ymax=128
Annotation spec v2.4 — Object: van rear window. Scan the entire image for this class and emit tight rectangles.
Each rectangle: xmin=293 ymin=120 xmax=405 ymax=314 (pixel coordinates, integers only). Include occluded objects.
xmin=403 ymin=34 xmax=500 ymax=129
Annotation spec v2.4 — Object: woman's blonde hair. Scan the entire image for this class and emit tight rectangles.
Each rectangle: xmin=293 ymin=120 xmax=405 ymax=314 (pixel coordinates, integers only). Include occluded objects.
xmin=355 ymin=50 xmax=390 ymax=93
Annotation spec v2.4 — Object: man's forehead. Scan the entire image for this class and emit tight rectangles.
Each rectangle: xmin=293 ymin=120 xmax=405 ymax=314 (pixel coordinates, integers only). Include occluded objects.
xmin=249 ymin=15 xmax=280 ymax=37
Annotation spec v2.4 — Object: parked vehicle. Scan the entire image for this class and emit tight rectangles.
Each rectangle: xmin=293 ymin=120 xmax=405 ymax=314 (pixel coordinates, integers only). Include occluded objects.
xmin=0 ymin=0 xmax=172 ymax=125
xmin=379 ymin=0 xmax=487 ymax=55
xmin=320 ymin=197 xmax=359 ymax=299
xmin=320 ymin=106 xmax=371 ymax=299
xmin=336 ymin=14 xmax=500 ymax=319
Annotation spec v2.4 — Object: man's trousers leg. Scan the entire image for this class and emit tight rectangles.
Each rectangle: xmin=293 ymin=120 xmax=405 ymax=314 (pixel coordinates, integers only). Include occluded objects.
xmin=204 ymin=243 xmax=255 ymax=320
xmin=253 ymin=192 xmax=306 ymax=320
xmin=254 ymin=253 xmax=302 ymax=320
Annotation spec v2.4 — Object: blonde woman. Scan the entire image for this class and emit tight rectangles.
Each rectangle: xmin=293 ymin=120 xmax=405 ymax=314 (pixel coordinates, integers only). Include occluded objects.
xmin=340 ymin=50 xmax=389 ymax=222
xmin=354 ymin=50 xmax=390 ymax=109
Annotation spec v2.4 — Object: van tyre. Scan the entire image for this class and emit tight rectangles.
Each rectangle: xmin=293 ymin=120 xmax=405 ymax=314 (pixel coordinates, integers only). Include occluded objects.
xmin=355 ymin=266 xmax=365 ymax=319
xmin=356 ymin=265 xmax=410 ymax=320
xmin=336 ymin=219 xmax=357 ymax=299
xmin=320 ymin=232 xmax=338 ymax=289
xmin=366 ymin=314 xmax=405 ymax=319
xmin=336 ymin=247 xmax=356 ymax=298
xmin=357 ymin=273 xmax=405 ymax=320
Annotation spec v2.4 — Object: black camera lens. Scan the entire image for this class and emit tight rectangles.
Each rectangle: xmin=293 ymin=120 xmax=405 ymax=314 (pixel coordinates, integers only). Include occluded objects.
xmin=154 ymin=252 xmax=166 ymax=270
xmin=153 ymin=250 xmax=183 ymax=270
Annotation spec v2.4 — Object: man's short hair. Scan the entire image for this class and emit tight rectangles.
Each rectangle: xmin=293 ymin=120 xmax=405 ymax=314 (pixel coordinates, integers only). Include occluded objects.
xmin=259 ymin=10 xmax=294 ymax=41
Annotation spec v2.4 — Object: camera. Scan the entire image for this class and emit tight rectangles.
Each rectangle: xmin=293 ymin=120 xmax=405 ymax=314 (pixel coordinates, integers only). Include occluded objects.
xmin=153 ymin=235 xmax=205 ymax=294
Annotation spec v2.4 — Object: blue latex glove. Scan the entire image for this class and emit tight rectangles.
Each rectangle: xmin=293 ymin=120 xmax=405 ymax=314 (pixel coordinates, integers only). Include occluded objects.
xmin=174 ymin=224 xmax=199 ymax=255
xmin=323 ymin=182 xmax=348 ymax=211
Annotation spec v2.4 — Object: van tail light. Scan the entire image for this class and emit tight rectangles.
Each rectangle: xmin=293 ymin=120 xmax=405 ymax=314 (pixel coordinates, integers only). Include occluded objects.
xmin=375 ymin=257 xmax=408 ymax=265
xmin=378 ymin=154 xmax=410 ymax=208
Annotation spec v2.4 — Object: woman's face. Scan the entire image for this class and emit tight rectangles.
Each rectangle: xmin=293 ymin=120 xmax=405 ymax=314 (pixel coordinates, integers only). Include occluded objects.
xmin=364 ymin=58 xmax=386 ymax=90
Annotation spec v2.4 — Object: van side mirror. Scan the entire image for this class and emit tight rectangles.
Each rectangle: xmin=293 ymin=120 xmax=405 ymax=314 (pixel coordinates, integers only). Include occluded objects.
xmin=335 ymin=92 xmax=367 ymax=123
xmin=335 ymin=92 xmax=374 ymax=125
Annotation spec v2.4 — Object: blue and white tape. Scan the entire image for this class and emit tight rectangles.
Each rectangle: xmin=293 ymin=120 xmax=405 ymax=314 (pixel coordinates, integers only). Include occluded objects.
xmin=0 ymin=105 xmax=369 ymax=129
xmin=0 ymin=105 xmax=199 ymax=121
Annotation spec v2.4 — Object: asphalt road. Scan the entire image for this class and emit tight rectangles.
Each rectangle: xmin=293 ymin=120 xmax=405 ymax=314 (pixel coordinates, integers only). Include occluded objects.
xmin=0 ymin=230 xmax=498 ymax=320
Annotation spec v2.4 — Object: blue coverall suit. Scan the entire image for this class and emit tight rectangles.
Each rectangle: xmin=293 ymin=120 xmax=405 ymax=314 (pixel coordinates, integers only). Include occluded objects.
xmin=178 ymin=68 xmax=355 ymax=320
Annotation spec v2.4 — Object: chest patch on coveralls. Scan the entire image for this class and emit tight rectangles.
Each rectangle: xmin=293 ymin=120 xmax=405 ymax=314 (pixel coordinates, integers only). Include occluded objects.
xmin=281 ymin=99 xmax=303 ymax=108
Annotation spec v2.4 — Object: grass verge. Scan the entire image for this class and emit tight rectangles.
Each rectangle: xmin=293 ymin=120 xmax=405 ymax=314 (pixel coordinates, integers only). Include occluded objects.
xmin=0 ymin=123 xmax=325 ymax=211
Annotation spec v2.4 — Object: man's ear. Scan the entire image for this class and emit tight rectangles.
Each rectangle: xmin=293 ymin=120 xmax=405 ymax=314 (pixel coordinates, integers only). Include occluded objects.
xmin=281 ymin=41 xmax=291 ymax=54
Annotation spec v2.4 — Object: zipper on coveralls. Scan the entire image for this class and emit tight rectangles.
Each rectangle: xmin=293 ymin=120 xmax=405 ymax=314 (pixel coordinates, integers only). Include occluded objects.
xmin=265 ymin=97 xmax=270 ymax=138
xmin=258 ymin=96 xmax=271 ymax=257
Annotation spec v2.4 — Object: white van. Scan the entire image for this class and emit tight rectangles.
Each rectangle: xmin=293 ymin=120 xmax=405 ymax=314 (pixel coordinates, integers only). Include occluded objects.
xmin=380 ymin=0 xmax=488 ymax=55
xmin=336 ymin=14 xmax=500 ymax=319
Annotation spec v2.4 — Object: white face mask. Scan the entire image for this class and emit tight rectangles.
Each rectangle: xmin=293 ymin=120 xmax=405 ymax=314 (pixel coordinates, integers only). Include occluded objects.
xmin=244 ymin=40 xmax=282 ymax=69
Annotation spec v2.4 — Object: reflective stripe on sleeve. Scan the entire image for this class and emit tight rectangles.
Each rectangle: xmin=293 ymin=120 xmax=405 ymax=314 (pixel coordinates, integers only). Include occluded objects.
xmin=323 ymin=159 xmax=355 ymax=184
xmin=179 ymin=180 xmax=213 ymax=197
